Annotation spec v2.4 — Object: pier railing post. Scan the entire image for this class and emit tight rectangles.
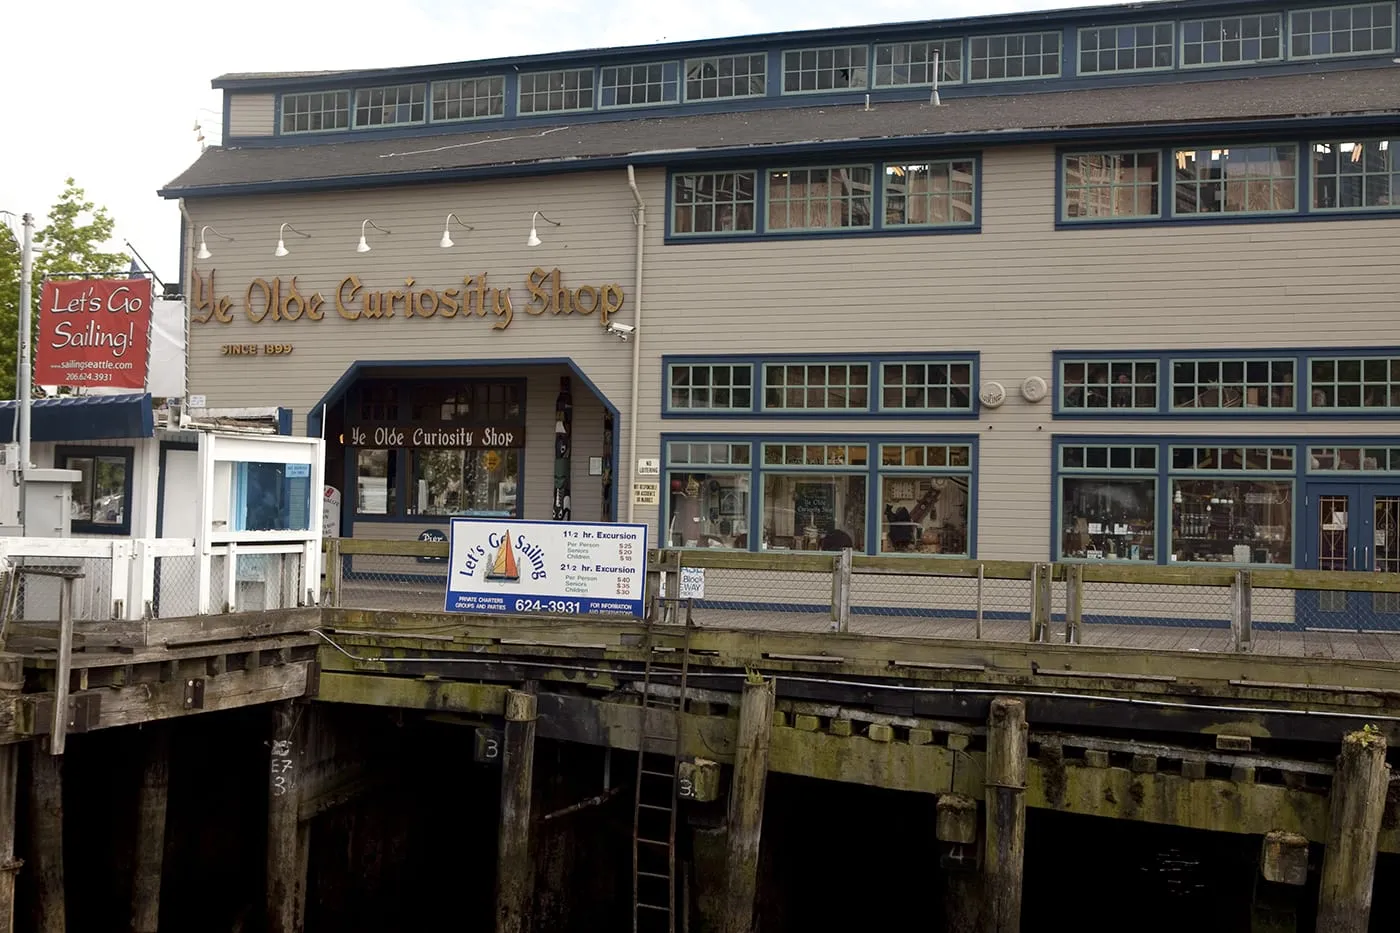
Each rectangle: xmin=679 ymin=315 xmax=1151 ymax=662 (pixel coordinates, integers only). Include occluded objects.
xmin=985 ymin=697 xmax=1027 ymax=933
xmin=495 ymin=688 xmax=538 ymax=933
xmin=830 ymin=549 xmax=852 ymax=633
xmin=1029 ymin=564 xmax=1051 ymax=643
xmin=1064 ymin=564 xmax=1084 ymax=644
xmin=131 ymin=723 xmax=171 ymax=933
xmin=1231 ymin=570 xmax=1253 ymax=654
xmin=722 ymin=676 xmax=775 ymax=933
xmin=324 ymin=537 xmax=342 ymax=609
xmin=1316 ymin=728 xmax=1390 ymax=933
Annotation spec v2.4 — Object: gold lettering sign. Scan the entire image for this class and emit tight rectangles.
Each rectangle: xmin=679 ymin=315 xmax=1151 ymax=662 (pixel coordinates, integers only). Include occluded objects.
xmin=190 ymin=268 xmax=623 ymax=332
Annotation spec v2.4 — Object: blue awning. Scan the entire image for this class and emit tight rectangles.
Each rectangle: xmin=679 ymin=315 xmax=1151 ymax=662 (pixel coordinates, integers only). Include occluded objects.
xmin=0 ymin=393 xmax=154 ymax=442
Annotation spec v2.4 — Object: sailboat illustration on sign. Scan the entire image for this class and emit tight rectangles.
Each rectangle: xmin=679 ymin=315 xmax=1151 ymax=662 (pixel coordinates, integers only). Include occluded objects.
xmin=485 ymin=531 xmax=521 ymax=582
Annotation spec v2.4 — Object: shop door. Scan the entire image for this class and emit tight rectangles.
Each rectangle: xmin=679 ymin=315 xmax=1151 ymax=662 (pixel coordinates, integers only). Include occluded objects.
xmin=1302 ymin=483 xmax=1400 ymax=630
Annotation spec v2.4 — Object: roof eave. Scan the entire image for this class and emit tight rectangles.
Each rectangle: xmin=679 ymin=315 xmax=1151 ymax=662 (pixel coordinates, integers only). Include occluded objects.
xmin=157 ymin=110 xmax=1400 ymax=200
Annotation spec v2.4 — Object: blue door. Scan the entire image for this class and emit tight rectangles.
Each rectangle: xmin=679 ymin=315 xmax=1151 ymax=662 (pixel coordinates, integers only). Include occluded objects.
xmin=1301 ymin=483 xmax=1400 ymax=631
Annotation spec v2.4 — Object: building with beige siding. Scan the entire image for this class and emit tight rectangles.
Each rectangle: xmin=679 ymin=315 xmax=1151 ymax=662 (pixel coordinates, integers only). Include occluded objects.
xmin=159 ymin=0 xmax=1400 ymax=623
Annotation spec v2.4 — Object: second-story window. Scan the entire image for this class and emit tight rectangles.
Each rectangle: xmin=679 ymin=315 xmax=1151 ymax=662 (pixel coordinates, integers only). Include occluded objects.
xmin=600 ymin=62 xmax=679 ymax=107
xmin=684 ymin=54 xmax=767 ymax=101
xmin=874 ymin=40 xmax=963 ymax=85
xmin=1078 ymin=23 xmax=1175 ymax=74
xmin=782 ymin=46 xmax=869 ymax=93
xmin=281 ymin=91 xmax=350 ymax=133
xmin=354 ymin=84 xmax=426 ymax=128
xmin=968 ymin=31 xmax=1062 ymax=81
xmin=1180 ymin=14 xmax=1283 ymax=66
xmin=431 ymin=77 xmax=505 ymax=121
xmin=884 ymin=160 xmax=976 ymax=227
xmin=767 ymin=166 xmax=874 ymax=231
xmin=1312 ymin=139 xmax=1397 ymax=210
xmin=1289 ymin=3 xmax=1395 ymax=59
xmin=518 ymin=68 xmax=595 ymax=114
xmin=672 ymin=171 xmax=758 ymax=235
xmin=1062 ymin=151 xmax=1162 ymax=220
xmin=1172 ymin=145 xmax=1298 ymax=215
xmin=763 ymin=363 xmax=870 ymax=410
xmin=1171 ymin=358 xmax=1296 ymax=410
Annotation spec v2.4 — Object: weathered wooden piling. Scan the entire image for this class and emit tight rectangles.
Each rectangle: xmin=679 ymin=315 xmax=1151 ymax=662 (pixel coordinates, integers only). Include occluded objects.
xmin=1315 ymin=728 xmax=1390 ymax=933
xmin=26 ymin=743 xmax=64 ymax=933
xmin=131 ymin=724 xmax=170 ymax=933
xmin=495 ymin=688 xmax=538 ymax=933
xmin=267 ymin=700 xmax=307 ymax=933
xmin=937 ymin=794 xmax=981 ymax=933
xmin=0 ymin=742 xmax=18 ymax=933
xmin=721 ymin=676 xmax=775 ymax=933
xmin=985 ymin=697 xmax=1027 ymax=933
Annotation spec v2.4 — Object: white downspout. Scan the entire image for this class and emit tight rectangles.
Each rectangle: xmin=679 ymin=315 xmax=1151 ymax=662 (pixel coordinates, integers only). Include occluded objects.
xmin=625 ymin=165 xmax=645 ymax=523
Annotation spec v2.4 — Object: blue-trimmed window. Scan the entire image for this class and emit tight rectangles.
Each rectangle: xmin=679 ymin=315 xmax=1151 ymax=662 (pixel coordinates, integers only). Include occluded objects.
xmin=664 ymin=442 xmax=752 ymax=549
xmin=761 ymin=442 xmax=870 ymax=551
xmin=431 ymin=77 xmax=505 ymax=122
xmin=1078 ymin=22 xmax=1175 ymax=74
xmin=968 ymin=31 xmax=1062 ymax=82
xmin=878 ymin=443 xmax=972 ymax=556
xmin=281 ymin=91 xmax=350 ymax=134
xmin=668 ymin=363 xmax=755 ymax=411
xmin=671 ymin=171 xmax=758 ymax=236
xmin=600 ymin=62 xmax=680 ymax=108
xmin=1289 ymin=3 xmax=1395 ymax=60
xmin=782 ymin=45 xmax=869 ymax=94
xmin=1062 ymin=151 xmax=1162 ymax=221
xmin=1309 ymin=356 xmax=1400 ymax=409
xmin=1311 ymin=139 xmax=1398 ymax=211
xmin=683 ymin=54 xmax=766 ymax=102
xmin=518 ymin=69 xmax=595 ymax=114
xmin=355 ymin=448 xmax=398 ymax=517
xmin=883 ymin=160 xmax=976 ymax=227
xmin=767 ymin=165 xmax=874 ymax=231
xmin=1060 ymin=358 xmax=1158 ymax=410
xmin=879 ymin=360 xmax=974 ymax=411
xmin=1171 ymin=358 xmax=1296 ymax=411
xmin=1308 ymin=444 xmax=1400 ymax=472
xmin=873 ymin=40 xmax=963 ymax=86
xmin=1180 ymin=14 xmax=1283 ymax=67
xmin=353 ymin=84 xmax=426 ymax=128
xmin=57 ymin=446 xmax=135 ymax=536
xmin=1173 ymin=144 xmax=1299 ymax=216
xmin=763 ymin=362 xmax=870 ymax=411
xmin=1058 ymin=443 xmax=1158 ymax=562
xmin=1168 ymin=445 xmax=1294 ymax=566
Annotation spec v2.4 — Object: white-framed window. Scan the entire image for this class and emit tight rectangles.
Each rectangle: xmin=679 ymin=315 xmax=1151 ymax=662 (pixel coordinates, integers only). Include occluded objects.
xmin=760 ymin=443 xmax=869 ymax=552
xmin=518 ymin=68 xmax=595 ymax=115
xmin=873 ymin=40 xmax=963 ymax=86
xmin=781 ymin=45 xmax=869 ymax=93
xmin=1058 ymin=444 xmax=1158 ymax=562
xmin=1078 ymin=22 xmax=1175 ymax=73
xmin=766 ymin=165 xmax=874 ymax=231
xmin=600 ymin=62 xmax=680 ymax=108
xmin=763 ymin=362 xmax=871 ymax=411
xmin=431 ymin=77 xmax=505 ymax=122
xmin=665 ymin=443 xmax=752 ymax=550
xmin=1060 ymin=359 xmax=1159 ymax=410
xmin=1062 ymin=151 xmax=1162 ymax=220
xmin=1180 ymin=14 xmax=1284 ymax=66
xmin=879 ymin=361 xmax=974 ymax=411
xmin=883 ymin=160 xmax=976 ymax=227
xmin=353 ymin=84 xmax=426 ymax=128
xmin=281 ymin=91 xmax=350 ymax=133
xmin=1311 ymin=139 xmax=1398 ymax=210
xmin=878 ymin=444 xmax=972 ymax=557
xmin=1169 ymin=447 xmax=1293 ymax=566
xmin=1289 ymin=3 xmax=1395 ymax=59
xmin=668 ymin=364 xmax=755 ymax=411
xmin=671 ymin=171 xmax=758 ymax=235
xmin=1170 ymin=358 xmax=1296 ymax=410
xmin=1173 ymin=145 xmax=1299 ymax=215
xmin=968 ymin=31 xmax=1062 ymax=81
xmin=1309 ymin=356 xmax=1400 ymax=409
xmin=683 ymin=54 xmax=767 ymax=101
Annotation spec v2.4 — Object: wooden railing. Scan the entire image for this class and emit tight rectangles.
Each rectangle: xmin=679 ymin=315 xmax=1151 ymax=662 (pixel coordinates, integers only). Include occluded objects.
xmin=323 ymin=538 xmax=1400 ymax=652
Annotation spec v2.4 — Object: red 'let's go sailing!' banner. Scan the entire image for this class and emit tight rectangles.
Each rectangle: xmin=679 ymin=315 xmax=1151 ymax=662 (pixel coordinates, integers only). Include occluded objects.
xmin=36 ymin=278 xmax=151 ymax=390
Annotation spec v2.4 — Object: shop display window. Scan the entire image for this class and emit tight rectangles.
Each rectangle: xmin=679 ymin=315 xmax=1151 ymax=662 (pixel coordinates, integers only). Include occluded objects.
xmin=411 ymin=449 xmax=520 ymax=518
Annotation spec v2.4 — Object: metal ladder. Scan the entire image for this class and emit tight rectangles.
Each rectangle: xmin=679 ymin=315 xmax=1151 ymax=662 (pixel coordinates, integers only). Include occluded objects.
xmin=631 ymin=596 xmax=694 ymax=933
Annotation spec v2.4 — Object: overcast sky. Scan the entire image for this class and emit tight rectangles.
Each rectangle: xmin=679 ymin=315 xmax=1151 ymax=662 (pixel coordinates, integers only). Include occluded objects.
xmin=0 ymin=0 xmax=1122 ymax=281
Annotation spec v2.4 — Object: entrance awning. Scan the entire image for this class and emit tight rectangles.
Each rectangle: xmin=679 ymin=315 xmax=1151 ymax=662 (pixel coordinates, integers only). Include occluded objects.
xmin=0 ymin=393 xmax=154 ymax=442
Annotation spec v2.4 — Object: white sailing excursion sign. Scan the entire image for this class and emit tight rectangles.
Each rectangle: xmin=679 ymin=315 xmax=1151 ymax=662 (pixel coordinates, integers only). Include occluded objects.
xmin=445 ymin=517 xmax=649 ymax=617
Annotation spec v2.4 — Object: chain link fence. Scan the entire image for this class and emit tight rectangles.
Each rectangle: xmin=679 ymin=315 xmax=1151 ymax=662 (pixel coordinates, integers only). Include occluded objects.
xmin=3 ymin=556 xmax=115 ymax=623
xmin=337 ymin=551 xmax=450 ymax=613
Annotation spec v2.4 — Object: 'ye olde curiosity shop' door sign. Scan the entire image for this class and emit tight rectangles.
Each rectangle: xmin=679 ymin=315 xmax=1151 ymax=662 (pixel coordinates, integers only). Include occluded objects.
xmin=188 ymin=267 xmax=625 ymax=331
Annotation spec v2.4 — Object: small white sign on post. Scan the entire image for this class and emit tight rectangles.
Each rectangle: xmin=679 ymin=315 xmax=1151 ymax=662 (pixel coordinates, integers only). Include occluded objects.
xmin=679 ymin=566 xmax=705 ymax=599
xmin=637 ymin=458 xmax=660 ymax=476
xmin=633 ymin=481 xmax=660 ymax=506
xmin=322 ymin=486 xmax=342 ymax=539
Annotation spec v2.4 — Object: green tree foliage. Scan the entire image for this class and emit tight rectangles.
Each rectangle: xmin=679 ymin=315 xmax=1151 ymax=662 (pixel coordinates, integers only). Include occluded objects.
xmin=0 ymin=180 xmax=129 ymax=399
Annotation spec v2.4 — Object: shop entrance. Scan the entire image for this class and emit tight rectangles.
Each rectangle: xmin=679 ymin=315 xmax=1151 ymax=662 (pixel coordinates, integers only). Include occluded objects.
xmin=1301 ymin=482 xmax=1400 ymax=630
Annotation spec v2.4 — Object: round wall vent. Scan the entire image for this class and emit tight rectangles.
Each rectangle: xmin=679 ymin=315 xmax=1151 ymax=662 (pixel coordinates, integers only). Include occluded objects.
xmin=979 ymin=381 xmax=1006 ymax=408
xmin=1021 ymin=376 xmax=1049 ymax=403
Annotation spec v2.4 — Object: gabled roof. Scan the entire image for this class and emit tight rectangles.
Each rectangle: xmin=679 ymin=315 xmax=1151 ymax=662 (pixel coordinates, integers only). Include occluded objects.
xmin=161 ymin=67 xmax=1400 ymax=198
xmin=0 ymin=393 xmax=154 ymax=443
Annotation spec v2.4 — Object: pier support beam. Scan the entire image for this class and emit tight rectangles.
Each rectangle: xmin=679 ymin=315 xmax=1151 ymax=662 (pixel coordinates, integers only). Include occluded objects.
xmin=1316 ymin=729 xmax=1390 ymax=933
xmin=495 ymin=688 xmax=538 ymax=933
xmin=937 ymin=794 xmax=981 ymax=933
xmin=985 ymin=697 xmax=1027 ymax=933
xmin=722 ymin=677 xmax=775 ymax=933
xmin=26 ymin=744 xmax=64 ymax=933
xmin=0 ymin=743 xmax=19 ymax=933
xmin=267 ymin=701 xmax=308 ymax=933
xmin=131 ymin=724 xmax=170 ymax=933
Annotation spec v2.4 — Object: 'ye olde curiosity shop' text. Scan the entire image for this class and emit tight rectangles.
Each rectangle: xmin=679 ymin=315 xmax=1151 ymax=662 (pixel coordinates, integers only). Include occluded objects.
xmin=189 ymin=267 xmax=625 ymax=331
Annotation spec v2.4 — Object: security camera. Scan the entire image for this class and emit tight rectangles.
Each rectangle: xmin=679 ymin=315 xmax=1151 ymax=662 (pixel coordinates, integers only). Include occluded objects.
xmin=606 ymin=322 xmax=635 ymax=340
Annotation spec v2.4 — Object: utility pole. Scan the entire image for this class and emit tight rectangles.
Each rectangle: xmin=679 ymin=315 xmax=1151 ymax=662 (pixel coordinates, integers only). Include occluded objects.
xmin=16 ymin=212 xmax=33 ymax=532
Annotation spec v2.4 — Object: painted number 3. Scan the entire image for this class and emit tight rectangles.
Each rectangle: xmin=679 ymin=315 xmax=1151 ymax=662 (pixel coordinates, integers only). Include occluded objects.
xmin=484 ymin=737 xmax=499 ymax=759
xmin=679 ymin=777 xmax=694 ymax=799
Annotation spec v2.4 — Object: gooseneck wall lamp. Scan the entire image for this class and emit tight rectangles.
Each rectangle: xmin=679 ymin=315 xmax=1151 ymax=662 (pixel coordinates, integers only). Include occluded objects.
xmin=527 ymin=210 xmax=561 ymax=247
xmin=357 ymin=219 xmax=392 ymax=253
xmin=440 ymin=212 xmax=474 ymax=248
xmin=196 ymin=225 xmax=233 ymax=260
xmin=274 ymin=223 xmax=310 ymax=257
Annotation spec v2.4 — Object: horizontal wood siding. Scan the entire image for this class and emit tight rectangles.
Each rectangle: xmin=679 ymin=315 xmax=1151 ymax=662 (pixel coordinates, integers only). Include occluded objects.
xmin=183 ymin=145 xmax=1400 ymax=560
xmin=227 ymin=94 xmax=276 ymax=138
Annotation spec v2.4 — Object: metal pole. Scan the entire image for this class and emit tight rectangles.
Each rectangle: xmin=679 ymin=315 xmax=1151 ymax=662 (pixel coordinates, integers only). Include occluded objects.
xmin=17 ymin=213 xmax=33 ymax=531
